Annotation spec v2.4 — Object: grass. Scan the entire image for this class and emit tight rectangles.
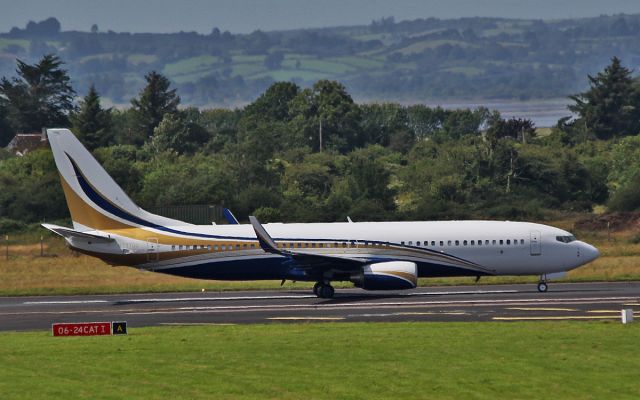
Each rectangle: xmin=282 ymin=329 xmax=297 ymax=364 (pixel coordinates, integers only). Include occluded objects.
xmin=163 ymin=55 xmax=219 ymax=77
xmin=0 ymin=322 xmax=638 ymax=399
xmin=0 ymin=38 xmax=30 ymax=52
xmin=127 ymin=54 xmax=157 ymax=65
xmin=395 ymin=39 xmax=474 ymax=56
xmin=250 ymin=69 xmax=333 ymax=82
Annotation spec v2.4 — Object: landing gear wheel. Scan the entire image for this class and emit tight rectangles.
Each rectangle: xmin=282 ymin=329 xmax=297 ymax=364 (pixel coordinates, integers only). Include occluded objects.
xmin=537 ymin=282 xmax=548 ymax=293
xmin=313 ymin=282 xmax=323 ymax=296
xmin=318 ymin=284 xmax=335 ymax=299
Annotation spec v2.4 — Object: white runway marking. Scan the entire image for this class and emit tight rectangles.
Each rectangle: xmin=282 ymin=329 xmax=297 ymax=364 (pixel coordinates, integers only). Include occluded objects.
xmin=122 ymin=296 xmax=639 ymax=315
xmin=18 ymin=289 xmax=518 ymax=306
xmin=22 ymin=300 xmax=109 ymax=305
xmin=267 ymin=317 xmax=345 ymax=321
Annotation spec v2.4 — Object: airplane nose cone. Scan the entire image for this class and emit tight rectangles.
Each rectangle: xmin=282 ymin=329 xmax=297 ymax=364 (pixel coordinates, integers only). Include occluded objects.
xmin=581 ymin=243 xmax=600 ymax=263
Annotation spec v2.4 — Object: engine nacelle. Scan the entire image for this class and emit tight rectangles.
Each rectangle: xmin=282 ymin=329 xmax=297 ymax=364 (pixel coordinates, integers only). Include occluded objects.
xmin=351 ymin=261 xmax=418 ymax=290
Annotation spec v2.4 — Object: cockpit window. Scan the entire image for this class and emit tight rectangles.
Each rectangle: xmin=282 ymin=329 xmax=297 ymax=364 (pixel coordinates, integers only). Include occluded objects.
xmin=556 ymin=235 xmax=576 ymax=243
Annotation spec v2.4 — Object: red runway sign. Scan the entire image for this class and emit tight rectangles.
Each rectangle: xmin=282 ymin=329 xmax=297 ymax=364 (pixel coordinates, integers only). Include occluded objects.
xmin=52 ymin=322 xmax=112 ymax=336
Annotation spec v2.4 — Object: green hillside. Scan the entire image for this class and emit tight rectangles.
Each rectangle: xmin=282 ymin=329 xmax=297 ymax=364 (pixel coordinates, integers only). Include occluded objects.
xmin=2 ymin=14 xmax=640 ymax=105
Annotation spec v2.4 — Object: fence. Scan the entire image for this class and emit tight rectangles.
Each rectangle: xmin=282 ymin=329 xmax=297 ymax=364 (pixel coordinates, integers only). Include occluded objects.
xmin=146 ymin=204 xmax=225 ymax=225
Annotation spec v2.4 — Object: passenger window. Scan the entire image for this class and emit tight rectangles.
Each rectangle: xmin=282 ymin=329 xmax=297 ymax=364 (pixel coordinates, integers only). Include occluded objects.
xmin=499 ymin=240 xmax=503 ymax=245
xmin=448 ymin=240 xmax=452 ymax=246
xmin=431 ymin=241 xmax=436 ymax=246
xmin=492 ymin=240 xmax=496 ymax=245
xmin=401 ymin=241 xmax=405 ymax=245
xmin=463 ymin=240 xmax=467 ymax=246
xmin=485 ymin=240 xmax=489 ymax=245
xmin=214 ymin=245 xmax=219 ymax=251
xmin=171 ymin=245 xmax=176 ymax=250
xmin=221 ymin=245 xmax=226 ymax=251
xmin=470 ymin=240 xmax=475 ymax=245
xmin=520 ymin=239 xmax=524 ymax=245
xmin=439 ymin=241 xmax=443 ymax=246
xmin=207 ymin=245 xmax=211 ymax=251
xmin=243 ymin=244 xmax=247 ymax=249
xmin=236 ymin=245 xmax=240 ymax=250
xmin=506 ymin=240 xmax=510 ymax=245
xmin=416 ymin=241 xmax=420 ymax=246
xmin=455 ymin=240 xmax=460 ymax=246
xmin=477 ymin=240 xmax=481 ymax=246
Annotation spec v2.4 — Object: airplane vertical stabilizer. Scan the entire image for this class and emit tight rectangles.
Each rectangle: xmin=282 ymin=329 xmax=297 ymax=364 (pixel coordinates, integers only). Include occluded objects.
xmin=47 ymin=128 xmax=191 ymax=232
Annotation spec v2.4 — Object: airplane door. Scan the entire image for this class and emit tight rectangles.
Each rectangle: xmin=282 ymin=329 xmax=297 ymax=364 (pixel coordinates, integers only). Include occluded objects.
xmin=530 ymin=231 xmax=541 ymax=256
xmin=147 ymin=238 xmax=159 ymax=262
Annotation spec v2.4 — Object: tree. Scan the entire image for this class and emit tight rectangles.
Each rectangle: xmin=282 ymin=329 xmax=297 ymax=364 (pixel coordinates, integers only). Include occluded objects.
xmin=244 ymin=81 xmax=299 ymax=121
xmin=150 ymin=111 xmax=209 ymax=154
xmin=569 ymin=57 xmax=640 ymax=139
xmin=131 ymin=71 xmax=180 ymax=141
xmin=0 ymin=54 xmax=75 ymax=132
xmin=264 ymin=52 xmax=284 ymax=70
xmin=70 ymin=85 xmax=113 ymax=150
xmin=0 ymin=103 xmax=13 ymax=147
xmin=289 ymin=80 xmax=362 ymax=152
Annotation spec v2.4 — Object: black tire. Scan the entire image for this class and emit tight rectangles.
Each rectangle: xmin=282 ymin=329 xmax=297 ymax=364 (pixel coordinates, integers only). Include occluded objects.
xmin=319 ymin=285 xmax=335 ymax=299
xmin=537 ymin=282 xmax=548 ymax=292
xmin=313 ymin=282 xmax=322 ymax=296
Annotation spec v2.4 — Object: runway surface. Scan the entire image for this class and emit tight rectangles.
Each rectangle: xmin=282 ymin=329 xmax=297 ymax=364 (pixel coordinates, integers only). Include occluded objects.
xmin=1 ymin=282 xmax=639 ymax=331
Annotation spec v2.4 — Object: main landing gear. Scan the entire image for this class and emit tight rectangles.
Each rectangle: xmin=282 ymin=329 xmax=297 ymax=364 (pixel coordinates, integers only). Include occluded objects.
xmin=537 ymin=277 xmax=548 ymax=293
xmin=313 ymin=282 xmax=335 ymax=299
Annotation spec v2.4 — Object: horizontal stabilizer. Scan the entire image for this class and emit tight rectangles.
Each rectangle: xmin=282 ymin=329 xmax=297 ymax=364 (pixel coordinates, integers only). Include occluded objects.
xmin=41 ymin=224 xmax=115 ymax=243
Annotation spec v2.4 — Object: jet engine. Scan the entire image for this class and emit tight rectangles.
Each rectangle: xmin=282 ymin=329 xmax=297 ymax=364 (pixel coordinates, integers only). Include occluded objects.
xmin=351 ymin=261 xmax=418 ymax=290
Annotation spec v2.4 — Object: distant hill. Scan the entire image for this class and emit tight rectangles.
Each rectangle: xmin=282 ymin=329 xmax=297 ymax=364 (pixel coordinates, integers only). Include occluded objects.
xmin=2 ymin=14 xmax=640 ymax=107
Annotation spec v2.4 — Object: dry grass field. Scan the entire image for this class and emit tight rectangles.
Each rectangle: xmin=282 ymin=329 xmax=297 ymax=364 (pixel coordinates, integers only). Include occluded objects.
xmin=0 ymin=219 xmax=638 ymax=296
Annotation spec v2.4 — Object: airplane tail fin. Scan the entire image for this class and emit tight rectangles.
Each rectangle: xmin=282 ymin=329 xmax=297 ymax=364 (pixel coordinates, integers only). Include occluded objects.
xmin=46 ymin=128 xmax=190 ymax=232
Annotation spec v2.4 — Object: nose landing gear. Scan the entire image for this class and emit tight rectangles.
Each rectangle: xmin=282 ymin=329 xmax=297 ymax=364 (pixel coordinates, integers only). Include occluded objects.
xmin=537 ymin=278 xmax=548 ymax=293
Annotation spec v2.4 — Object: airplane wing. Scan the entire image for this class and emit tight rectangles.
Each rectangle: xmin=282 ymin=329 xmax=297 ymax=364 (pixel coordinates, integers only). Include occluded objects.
xmin=41 ymin=223 xmax=115 ymax=243
xmin=248 ymin=216 xmax=365 ymax=271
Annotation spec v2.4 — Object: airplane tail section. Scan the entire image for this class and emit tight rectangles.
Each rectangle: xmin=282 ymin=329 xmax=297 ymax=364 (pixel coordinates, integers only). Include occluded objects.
xmin=47 ymin=128 xmax=190 ymax=232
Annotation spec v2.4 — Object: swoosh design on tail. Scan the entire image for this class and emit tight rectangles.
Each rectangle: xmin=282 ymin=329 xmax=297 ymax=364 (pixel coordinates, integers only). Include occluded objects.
xmin=66 ymin=153 xmax=253 ymax=240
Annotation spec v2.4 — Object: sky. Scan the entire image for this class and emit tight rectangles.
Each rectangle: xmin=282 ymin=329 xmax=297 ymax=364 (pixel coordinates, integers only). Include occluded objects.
xmin=2 ymin=0 xmax=640 ymax=34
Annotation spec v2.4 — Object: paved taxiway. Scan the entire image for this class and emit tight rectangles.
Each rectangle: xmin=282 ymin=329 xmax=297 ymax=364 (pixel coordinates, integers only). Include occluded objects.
xmin=0 ymin=282 xmax=638 ymax=331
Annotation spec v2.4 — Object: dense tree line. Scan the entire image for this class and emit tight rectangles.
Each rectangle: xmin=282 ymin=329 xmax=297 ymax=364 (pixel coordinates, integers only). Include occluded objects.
xmin=1 ymin=55 xmax=640 ymax=230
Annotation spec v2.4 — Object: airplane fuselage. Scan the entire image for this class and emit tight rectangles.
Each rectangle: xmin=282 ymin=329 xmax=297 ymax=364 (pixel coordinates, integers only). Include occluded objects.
xmin=65 ymin=220 xmax=599 ymax=283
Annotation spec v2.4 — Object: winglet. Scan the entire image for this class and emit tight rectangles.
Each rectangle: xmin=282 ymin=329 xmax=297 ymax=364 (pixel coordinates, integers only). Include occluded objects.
xmin=223 ymin=208 xmax=239 ymax=224
xmin=249 ymin=216 xmax=283 ymax=255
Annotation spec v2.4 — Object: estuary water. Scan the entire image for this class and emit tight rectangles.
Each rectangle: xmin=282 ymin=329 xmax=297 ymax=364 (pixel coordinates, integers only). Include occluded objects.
xmin=422 ymin=98 xmax=573 ymax=128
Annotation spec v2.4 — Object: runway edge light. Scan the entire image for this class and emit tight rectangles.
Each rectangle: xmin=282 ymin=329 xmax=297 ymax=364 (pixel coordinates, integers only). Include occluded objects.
xmin=621 ymin=309 xmax=634 ymax=324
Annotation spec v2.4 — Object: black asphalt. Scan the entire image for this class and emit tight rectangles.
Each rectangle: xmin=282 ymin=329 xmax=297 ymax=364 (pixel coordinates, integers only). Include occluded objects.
xmin=0 ymin=282 xmax=639 ymax=331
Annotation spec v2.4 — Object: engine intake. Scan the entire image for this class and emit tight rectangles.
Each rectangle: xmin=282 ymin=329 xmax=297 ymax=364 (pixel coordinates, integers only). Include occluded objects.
xmin=351 ymin=261 xmax=418 ymax=290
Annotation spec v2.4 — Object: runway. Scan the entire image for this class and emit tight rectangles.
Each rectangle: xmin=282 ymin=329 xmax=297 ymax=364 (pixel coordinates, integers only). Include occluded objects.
xmin=1 ymin=282 xmax=639 ymax=331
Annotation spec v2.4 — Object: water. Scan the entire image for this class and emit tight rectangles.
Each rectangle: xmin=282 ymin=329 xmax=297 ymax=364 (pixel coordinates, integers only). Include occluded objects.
xmin=422 ymin=98 xmax=573 ymax=128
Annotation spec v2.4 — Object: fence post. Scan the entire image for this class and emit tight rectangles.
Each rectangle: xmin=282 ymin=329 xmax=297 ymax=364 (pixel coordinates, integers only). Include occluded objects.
xmin=40 ymin=235 xmax=44 ymax=257
xmin=5 ymin=235 xmax=8 ymax=260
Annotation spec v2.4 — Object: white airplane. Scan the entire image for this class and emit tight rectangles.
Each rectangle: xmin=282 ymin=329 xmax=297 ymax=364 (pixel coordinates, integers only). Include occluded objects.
xmin=42 ymin=128 xmax=600 ymax=298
